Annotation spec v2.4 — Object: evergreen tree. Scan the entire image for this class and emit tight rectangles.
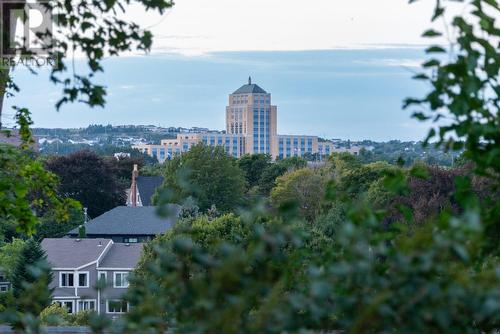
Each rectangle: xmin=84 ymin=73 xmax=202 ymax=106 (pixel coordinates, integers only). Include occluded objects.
xmin=12 ymin=239 xmax=53 ymax=316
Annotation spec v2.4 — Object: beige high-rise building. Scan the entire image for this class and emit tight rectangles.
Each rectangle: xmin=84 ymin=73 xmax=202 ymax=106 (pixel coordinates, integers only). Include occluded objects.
xmin=226 ymin=77 xmax=278 ymax=157
xmin=133 ymin=78 xmax=349 ymax=163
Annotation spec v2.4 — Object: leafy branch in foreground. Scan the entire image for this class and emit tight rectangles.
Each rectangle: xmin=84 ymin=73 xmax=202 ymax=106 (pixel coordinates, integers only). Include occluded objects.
xmin=405 ymin=0 xmax=500 ymax=180
xmin=0 ymin=110 xmax=80 ymax=236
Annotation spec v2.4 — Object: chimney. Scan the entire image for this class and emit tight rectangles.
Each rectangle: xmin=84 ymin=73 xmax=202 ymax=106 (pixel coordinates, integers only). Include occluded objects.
xmin=131 ymin=164 xmax=139 ymax=207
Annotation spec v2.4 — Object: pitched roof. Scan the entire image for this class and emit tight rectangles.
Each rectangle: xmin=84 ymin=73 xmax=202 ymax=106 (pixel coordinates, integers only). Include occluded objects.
xmin=99 ymin=243 xmax=143 ymax=268
xmin=41 ymin=238 xmax=144 ymax=269
xmin=137 ymin=176 xmax=164 ymax=206
xmin=41 ymin=238 xmax=112 ymax=268
xmin=68 ymin=206 xmax=180 ymax=236
xmin=233 ymin=84 xmax=267 ymax=94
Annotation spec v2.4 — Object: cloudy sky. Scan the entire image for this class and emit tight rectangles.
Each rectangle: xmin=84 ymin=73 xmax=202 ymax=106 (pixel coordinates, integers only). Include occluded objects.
xmin=4 ymin=0 xmax=467 ymax=140
xmin=130 ymin=0 xmax=460 ymax=55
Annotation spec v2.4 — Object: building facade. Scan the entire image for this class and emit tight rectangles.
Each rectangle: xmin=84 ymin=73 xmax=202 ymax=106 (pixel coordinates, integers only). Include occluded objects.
xmin=133 ymin=78 xmax=339 ymax=162
xmin=42 ymin=238 xmax=143 ymax=317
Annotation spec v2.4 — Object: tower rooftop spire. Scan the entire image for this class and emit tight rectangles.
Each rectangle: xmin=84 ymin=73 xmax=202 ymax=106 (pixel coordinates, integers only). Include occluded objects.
xmin=233 ymin=77 xmax=267 ymax=94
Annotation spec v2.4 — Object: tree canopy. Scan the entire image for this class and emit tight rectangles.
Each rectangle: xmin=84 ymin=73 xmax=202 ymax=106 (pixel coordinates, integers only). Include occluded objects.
xmin=155 ymin=144 xmax=246 ymax=213
xmin=45 ymin=150 xmax=126 ymax=218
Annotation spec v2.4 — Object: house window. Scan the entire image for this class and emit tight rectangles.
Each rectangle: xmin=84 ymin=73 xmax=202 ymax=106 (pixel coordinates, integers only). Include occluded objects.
xmin=78 ymin=272 xmax=89 ymax=287
xmin=123 ymin=238 xmax=138 ymax=243
xmin=114 ymin=272 xmax=129 ymax=288
xmin=77 ymin=300 xmax=96 ymax=312
xmin=60 ymin=272 xmax=74 ymax=287
xmin=106 ymin=300 xmax=129 ymax=314
xmin=54 ymin=300 xmax=74 ymax=314
xmin=0 ymin=285 xmax=8 ymax=292
xmin=98 ymin=272 xmax=107 ymax=284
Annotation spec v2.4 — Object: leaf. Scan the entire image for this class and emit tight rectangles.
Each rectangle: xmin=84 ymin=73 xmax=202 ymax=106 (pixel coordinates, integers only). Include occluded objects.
xmin=422 ymin=29 xmax=442 ymax=37
xmin=426 ymin=46 xmax=446 ymax=53
xmin=422 ymin=59 xmax=441 ymax=68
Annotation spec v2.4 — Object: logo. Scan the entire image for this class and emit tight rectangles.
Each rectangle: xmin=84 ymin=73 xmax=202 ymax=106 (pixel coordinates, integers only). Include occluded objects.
xmin=1 ymin=0 xmax=56 ymax=67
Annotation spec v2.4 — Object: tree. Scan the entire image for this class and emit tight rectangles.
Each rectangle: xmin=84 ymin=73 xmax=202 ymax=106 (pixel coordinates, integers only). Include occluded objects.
xmin=257 ymin=157 xmax=308 ymax=196
xmin=40 ymin=303 xmax=70 ymax=326
xmin=0 ymin=110 xmax=80 ymax=236
xmin=0 ymin=238 xmax=26 ymax=281
xmin=12 ymin=239 xmax=52 ymax=318
xmin=34 ymin=206 xmax=85 ymax=240
xmin=45 ymin=150 xmax=126 ymax=218
xmin=156 ymin=144 xmax=246 ymax=212
xmin=271 ymin=168 xmax=330 ymax=222
xmin=238 ymin=154 xmax=272 ymax=189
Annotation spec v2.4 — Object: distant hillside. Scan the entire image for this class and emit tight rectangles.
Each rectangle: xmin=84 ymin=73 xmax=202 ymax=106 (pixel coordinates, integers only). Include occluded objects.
xmin=30 ymin=125 xmax=461 ymax=167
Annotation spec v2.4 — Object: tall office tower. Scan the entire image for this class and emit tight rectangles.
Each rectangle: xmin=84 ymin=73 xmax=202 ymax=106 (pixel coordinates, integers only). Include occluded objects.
xmin=226 ymin=77 xmax=278 ymax=156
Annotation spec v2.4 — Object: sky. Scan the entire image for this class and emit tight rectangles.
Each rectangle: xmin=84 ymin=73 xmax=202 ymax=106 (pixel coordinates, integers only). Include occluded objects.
xmin=3 ymin=0 xmax=467 ymax=141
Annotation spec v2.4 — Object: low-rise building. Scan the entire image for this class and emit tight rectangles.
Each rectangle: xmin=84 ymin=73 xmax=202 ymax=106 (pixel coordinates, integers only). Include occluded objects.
xmin=42 ymin=238 xmax=143 ymax=317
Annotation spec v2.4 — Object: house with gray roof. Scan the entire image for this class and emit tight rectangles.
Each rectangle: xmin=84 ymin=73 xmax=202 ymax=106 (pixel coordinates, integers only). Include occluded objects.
xmin=42 ymin=238 xmax=143 ymax=317
xmin=67 ymin=205 xmax=179 ymax=243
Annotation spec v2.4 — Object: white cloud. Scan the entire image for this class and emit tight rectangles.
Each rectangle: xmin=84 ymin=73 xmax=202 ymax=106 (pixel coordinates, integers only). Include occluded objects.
xmin=123 ymin=0 xmax=467 ymax=56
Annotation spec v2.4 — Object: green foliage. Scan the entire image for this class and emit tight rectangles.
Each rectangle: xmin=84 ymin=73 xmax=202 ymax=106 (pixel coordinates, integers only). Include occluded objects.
xmin=256 ymin=157 xmax=308 ymax=195
xmin=40 ymin=304 xmax=96 ymax=327
xmin=0 ymin=114 xmax=80 ymax=236
xmin=238 ymin=154 xmax=272 ymax=189
xmin=0 ymin=238 xmax=26 ymax=281
xmin=155 ymin=144 xmax=246 ymax=212
xmin=34 ymin=206 xmax=84 ymax=240
xmin=68 ymin=310 xmax=95 ymax=326
xmin=3 ymin=0 xmax=500 ymax=332
xmin=128 ymin=212 xmax=302 ymax=333
xmin=40 ymin=303 xmax=69 ymax=326
xmin=405 ymin=0 xmax=500 ymax=181
xmin=8 ymin=239 xmax=52 ymax=330
xmin=45 ymin=150 xmax=126 ymax=218
xmin=271 ymin=168 xmax=331 ymax=222
xmin=140 ymin=163 xmax=164 ymax=177
xmin=118 ymin=2 xmax=500 ymax=333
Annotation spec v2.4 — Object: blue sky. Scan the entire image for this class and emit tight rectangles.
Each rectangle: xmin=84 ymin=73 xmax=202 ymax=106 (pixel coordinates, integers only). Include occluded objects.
xmin=4 ymin=48 xmax=431 ymax=141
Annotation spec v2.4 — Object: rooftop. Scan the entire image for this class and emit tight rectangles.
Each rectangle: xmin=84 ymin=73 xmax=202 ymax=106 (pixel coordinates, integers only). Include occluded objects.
xmin=68 ymin=205 xmax=180 ymax=236
xmin=232 ymin=77 xmax=267 ymax=94
xmin=99 ymin=243 xmax=143 ymax=268
xmin=42 ymin=238 xmax=112 ymax=268
xmin=41 ymin=238 xmax=144 ymax=270
xmin=137 ymin=176 xmax=164 ymax=206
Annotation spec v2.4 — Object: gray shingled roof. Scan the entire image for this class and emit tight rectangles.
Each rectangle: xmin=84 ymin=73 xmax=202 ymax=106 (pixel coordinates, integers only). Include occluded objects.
xmin=42 ymin=238 xmax=112 ymax=268
xmin=42 ymin=238 xmax=144 ymax=269
xmin=68 ymin=206 xmax=180 ymax=236
xmin=137 ymin=176 xmax=164 ymax=206
xmin=233 ymin=83 xmax=267 ymax=94
xmin=99 ymin=243 xmax=143 ymax=268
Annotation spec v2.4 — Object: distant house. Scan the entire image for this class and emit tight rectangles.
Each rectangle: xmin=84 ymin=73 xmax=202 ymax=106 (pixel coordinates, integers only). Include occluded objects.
xmin=0 ymin=271 xmax=11 ymax=293
xmin=0 ymin=130 xmax=38 ymax=151
xmin=126 ymin=164 xmax=164 ymax=207
xmin=67 ymin=206 xmax=179 ymax=243
xmin=42 ymin=238 xmax=142 ymax=316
